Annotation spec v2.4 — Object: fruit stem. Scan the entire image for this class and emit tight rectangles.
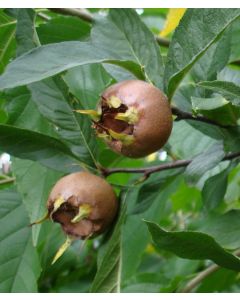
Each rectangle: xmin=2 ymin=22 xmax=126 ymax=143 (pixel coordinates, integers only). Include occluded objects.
xmin=51 ymin=236 xmax=73 ymax=265
xmin=71 ymin=204 xmax=92 ymax=223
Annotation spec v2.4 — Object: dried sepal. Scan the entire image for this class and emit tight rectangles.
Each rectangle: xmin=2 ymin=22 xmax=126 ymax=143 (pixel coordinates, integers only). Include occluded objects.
xmin=106 ymin=96 xmax=122 ymax=108
xmin=30 ymin=211 xmax=49 ymax=226
xmin=115 ymin=107 xmax=139 ymax=124
xmin=51 ymin=235 xmax=73 ymax=265
xmin=71 ymin=203 xmax=92 ymax=223
xmin=74 ymin=109 xmax=101 ymax=122
xmin=50 ymin=196 xmax=65 ymax=219
xmin=108 ymin=129 xmax=134 ymax=145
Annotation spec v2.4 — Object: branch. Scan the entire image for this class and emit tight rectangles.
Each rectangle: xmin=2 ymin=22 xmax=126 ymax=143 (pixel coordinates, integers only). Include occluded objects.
xmin=103 ymin=151 xmax=240 ymax=177
xmin=48 ymin=8 xmax=170 ymax=48
xmin=48 ymin=8 xmax=94 ymax=23
xmin=171 ymin=106 xmax=229 ymax=128
xmin=180 ymin=249 xmax=240 ymax=292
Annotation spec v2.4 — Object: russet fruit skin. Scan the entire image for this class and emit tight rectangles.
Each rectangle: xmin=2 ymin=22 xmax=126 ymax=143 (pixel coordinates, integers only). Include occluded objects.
xmin=47 ymin=172 xmax=118 ymax=239
xmin=96 ymin=80 xmax=172 ymax=158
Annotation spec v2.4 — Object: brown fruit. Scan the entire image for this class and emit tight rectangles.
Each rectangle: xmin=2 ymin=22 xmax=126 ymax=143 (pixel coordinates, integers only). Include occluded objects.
xmin=77 ymin=80 xmax=173 ymax=158
xmin=47 ymin=172 xmax=118 ymax=239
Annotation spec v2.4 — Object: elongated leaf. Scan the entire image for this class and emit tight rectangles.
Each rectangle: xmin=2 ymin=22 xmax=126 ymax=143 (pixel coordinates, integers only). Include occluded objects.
xmin=63 ymin=63 xmax=112 ymax=109
xmin=15 ymin=8 xmax=97 ymax=167
xmin=164 ymin=9 xmax=240 ymax=98
xmin=230 ymin=16 xmax=240 ymax=62
xmin=185 ymin=142 xmax=225 ymax=185
xmin=0 ymin=189 xmax=41 ymax=292
xmin=198 ymin=80 xmax=240 ymax=106
xmin=0 ymin=124 xmax=79 ymax=172
xmin=0 ymin=23 xmax=133 ymax=89
xmin=12 ymin=158 xmax=62 ymax=245
xmin=16 ymin=9 xmax=40 ymax=56
xmin=103 ymin=63 xmax=136 ymax=82
xmin=91 ymin=192 xmax=127 ymax=292
xmin=122 ymin=176 xmax=181 ymax=281
xmin=191 ymin=95 xmax=240 ymax=126
xmin=0 ymin=10 xmax=16 ymax=73
xmin=191 ymin=95 xmax=229 ymax=111
xmin=4 ymin=86 xmax=55 ymax=136
xmin=202 ymin=163 xmax=230 ymax=211
xmin=132 ymin=169 xmax=182 ymax=214
xmin=37 ymin=16 xmax=91 ymax=44
xmin=169 ymin=120 xmax=219 ymax=160
xmin=109 ymin=9 xmax=164 ymax=89
xmin=186 ymin=120 xmax=226 ymax=141
xmin=0 ymin=8 xmax=161 ymax=90
xmin=29 ymin=77 xmax=97 ymax=167
xmin=196 ymin=268 xmax=237 ymax=293
xmin=145 ymin=221 xmax=240 ymax=271
xmin=190 ymin=29 xmax=231 ymax=82
xmin=199 ymin=210 xmax=240 ymax=250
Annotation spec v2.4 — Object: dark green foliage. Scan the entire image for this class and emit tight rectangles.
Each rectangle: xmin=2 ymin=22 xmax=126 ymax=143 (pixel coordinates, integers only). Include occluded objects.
xmin=0 ymin=8 xmax=240 ymax=293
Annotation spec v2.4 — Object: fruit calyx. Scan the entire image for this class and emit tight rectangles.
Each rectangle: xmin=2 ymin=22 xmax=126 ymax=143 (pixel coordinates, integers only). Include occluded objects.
xmin=31 ymin=172 xmax=118 ymax=264
xmin=76 ymin=94 xmax=139 ymax=146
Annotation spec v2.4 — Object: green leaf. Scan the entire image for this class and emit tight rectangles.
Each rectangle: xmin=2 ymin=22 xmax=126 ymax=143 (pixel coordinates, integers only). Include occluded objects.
xmin=63 ymin=63 xmax=112 ymax=109
xmin=229 ymin=16 xmax=240 ymax=62
xmin=16 ymin=8 xmax=40 ymax=56
xmin=0 ymin=8 xmax=162 ymax=90
xmin=191 ymin=95 xmax=240 ymax=126
xmin=170 ymin=179 xmax=202 ymax=213
xmin=0 ymin=19 xmax=132 ymax=89
xmin=103 ymin=63 xmax=136 ymax=82
xmin=91 ymin=191 xmax=127 ymax=292
xmin=12 ymin=158 xmax=62 ymax=246
xmin=132 ymin=169 xmax=182 ymax=214
xmin=4 ymin=86 xmax=55 ymax=135
xmin=202 ymin=163 xmax=230 ymax=211
xmin=0 ymin=124 xmax=80 ymax=172
xmin=198 ymin=80 xmax=240 ymax=106
xmin=185 ymin=142 xmax=225 ymax=185
xmin=0 ymin=10 xmax=16 ymax=73
xmin=15 ymin=9 xmax=97 ymax=167
xmin=145 ymin=221 xmax=240 ymax=271
xmin=186 ymin=120 xmax=226 ymax=141
xmin=0 ymin=189 xmax=41 ymax=292
xmin=190 ymin=29 xmax=231 ymax=82
xmin=29 ymin=77 xmax=98 ymax=168
xmin=37 ymin=16 xmax=91 ymax=44
xmin=191 ymin=95 xmax=229 ymax=111
xmin=109 ymin=9 xmax=164 ymax=89
xmin=164 ymin=9 xmax=240 ymax=98
xmin=199 ymin=210 xmax=240 ymax=250
xmin=122 ymin=175 xmax=181 ymax=281
xmin=196 ymin=268 xmax=237 ymax=292
xmin=218 ymin=67 xmax=240 ymax=86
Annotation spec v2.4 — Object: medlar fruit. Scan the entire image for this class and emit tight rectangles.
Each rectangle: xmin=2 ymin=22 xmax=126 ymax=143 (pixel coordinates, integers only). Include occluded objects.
xmin=77 ymin=80 xmax=172 ymax=158
xmin=32 ymin=172 xmax=118 ymax=263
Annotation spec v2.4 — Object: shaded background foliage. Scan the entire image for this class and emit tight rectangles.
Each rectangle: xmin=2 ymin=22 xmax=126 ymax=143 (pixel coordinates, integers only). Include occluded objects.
xmin=0 ymin=8 xmax=240 ymax=293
